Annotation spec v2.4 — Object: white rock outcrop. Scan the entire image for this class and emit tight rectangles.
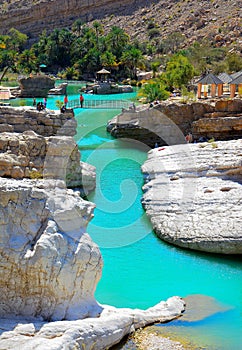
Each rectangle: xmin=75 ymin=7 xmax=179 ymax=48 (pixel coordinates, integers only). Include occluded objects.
xmin=142 ymin=139 xmax=242 ymax=254
xmin=0 ymin=178 xmax=103 ymax=321
xmin=0 ymin=296 xmax=185 ymax=350
xmin=0 ymin=178 xmax=185 ymax=349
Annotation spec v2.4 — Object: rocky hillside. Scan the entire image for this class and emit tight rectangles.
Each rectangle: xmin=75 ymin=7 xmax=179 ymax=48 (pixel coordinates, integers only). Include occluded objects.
xmin=0 ymin=0 xmax=241 ymax=49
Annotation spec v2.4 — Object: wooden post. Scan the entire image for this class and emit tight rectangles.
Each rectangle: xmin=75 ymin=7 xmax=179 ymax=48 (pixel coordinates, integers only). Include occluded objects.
xmin=238 ymin=84 xmax=242 ymax=97
xmin=197 ymin=83 xmax=202 ymax=98
xmin=211 ymin=84 xmax=216 ymax=97
xmin=230 ymin=84 xmax=236 ymax=98
xmin=217 ymin=84 xmax=223 ymax=97
xmin=203 ymin=84 xmax=208 ymax=98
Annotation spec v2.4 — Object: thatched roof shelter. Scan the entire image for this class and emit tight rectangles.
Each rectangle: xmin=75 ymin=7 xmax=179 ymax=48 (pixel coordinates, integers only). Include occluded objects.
xmin=97 ymin=68 xmax=111 ymax=74
xmin=96 ymin=68 xmax=111 ymax=82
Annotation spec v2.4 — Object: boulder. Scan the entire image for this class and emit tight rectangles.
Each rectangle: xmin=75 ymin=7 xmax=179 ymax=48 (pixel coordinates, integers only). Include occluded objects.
xmin=141 ymin=140 xmax=242 ymax=254
xmin=19 ymin=75 xmax=55 ymax=98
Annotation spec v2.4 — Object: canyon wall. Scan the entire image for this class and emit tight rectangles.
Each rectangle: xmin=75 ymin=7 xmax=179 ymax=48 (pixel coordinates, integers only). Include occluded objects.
xmin=0 ymin=0 xmax=140 ymax=39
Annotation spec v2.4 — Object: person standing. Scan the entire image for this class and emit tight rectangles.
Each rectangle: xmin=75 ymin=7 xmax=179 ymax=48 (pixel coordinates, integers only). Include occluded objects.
xmin=64 ymin=95 xmax=68 ymax=108
xmin=43 ymin=97 xmax=47 ymax=108
xmin=80 ymin=94 xmax=84 ymax=108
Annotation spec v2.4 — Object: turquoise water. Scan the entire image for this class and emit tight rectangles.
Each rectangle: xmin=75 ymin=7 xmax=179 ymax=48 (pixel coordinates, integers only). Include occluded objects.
xmin=11 ymin=86 xmax=242 ymax=349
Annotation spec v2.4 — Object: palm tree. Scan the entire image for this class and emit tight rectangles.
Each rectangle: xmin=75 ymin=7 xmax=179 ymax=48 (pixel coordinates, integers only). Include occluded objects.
xmin=121 ymin=47 xmax=143 ymax=79
xmin=107 ymin=26 xmax=129 ymax=59
xmin=72 ymin=19 xmax=83 ymax=37
xmin=93 ymin=21 xmax=103 ymax=50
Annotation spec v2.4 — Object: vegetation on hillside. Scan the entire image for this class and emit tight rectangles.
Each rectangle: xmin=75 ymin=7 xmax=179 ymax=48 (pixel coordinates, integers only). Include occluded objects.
xmin=0 ymin=19 xmax=242 ymax=101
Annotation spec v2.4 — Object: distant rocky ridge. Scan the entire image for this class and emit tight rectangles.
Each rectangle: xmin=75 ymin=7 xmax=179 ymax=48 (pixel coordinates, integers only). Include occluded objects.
xmin=0 ymin=0 xmax=241 ymax=49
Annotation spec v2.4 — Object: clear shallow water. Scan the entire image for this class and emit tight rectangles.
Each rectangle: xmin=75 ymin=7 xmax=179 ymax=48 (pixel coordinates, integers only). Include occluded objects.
xmin=11 ymin=86 xmax=242 ymax=349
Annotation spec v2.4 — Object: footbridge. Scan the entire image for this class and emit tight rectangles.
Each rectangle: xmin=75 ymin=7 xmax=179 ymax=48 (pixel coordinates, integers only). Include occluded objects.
xmin=67 ymin=99 xmax=132 ymax=110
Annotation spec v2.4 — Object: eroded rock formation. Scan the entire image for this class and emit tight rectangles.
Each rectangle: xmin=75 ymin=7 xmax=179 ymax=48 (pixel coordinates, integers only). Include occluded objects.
xmin=0 ymin=103 xmax=186 ymax=349
xmin=0 ymin=178 xmax=102 ymax=321
xmin=107 ymin=99 xmax=242 ymax=147
xmin=141 ymin=139 xmax=242 ymax=254
xmin=19 ymin=76 xmax=55 ymax=98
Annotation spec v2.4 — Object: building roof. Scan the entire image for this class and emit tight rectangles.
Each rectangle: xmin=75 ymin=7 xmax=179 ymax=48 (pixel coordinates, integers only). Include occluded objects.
xmin=196 ymin=73 xmax=223 ymax=85
xmin=97 ymin=68 xmax=111 ymax=74
xmin=229 ymin=72 xmax=242 ymax=85
xmin=217 ymin=72 xmax=233 ymax=83
xmin=230 ymin=71 xmax=242 ymax=80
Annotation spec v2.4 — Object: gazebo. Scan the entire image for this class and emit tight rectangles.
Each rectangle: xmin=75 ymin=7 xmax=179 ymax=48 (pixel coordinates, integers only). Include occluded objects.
xmin=197 ymin=73 xmax=223 ymax=98
xmin=96 ymin=68 xmax=111 ymax=82
xmin=229 ymin=72 xmax=242 ymax=98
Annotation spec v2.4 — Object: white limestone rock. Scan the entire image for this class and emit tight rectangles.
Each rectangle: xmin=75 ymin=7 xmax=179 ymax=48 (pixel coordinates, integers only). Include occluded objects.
xmin=141 ymin=140 xmax=242 ymax=254
xmin=0 ymin=178 xmax=103 ymax=321
xmin=0 ymin=296 xmax=185 ymax=350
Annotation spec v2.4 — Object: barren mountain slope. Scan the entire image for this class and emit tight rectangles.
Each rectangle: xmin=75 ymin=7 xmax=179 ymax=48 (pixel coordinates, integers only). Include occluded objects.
xmin=0 ymin=0 xmax=241 ymax=48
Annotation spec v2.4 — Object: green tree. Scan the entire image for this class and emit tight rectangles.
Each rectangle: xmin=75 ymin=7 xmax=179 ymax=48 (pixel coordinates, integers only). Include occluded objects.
xmin=151 ymin=61 xmax=160 ymax=78
xmin=7 ymin=28 xmax=27 ymax=52
xmin=163 ymin=32 xmax=185 ymax=54
xmin=107 ymin=26 xmax=129 ymax=59
xmin=100 ymin=51 xmax=117 ymax=69
xmin=138 ymin=79 xmax=169 ymax=102
xmin=225 ymin=53 xmax=242 ymax=73
xmin=121 ymin=47 xmax=143 ymax=79
xmin=93 ymin=21 xmax=103 ymax=49
xmin=165 ymin=54 xmax=194 ymax=88
xmin=18 ymin=49 xmax=37 ymax=73
xmin=72 ymin=19 xmax=83 ymax=37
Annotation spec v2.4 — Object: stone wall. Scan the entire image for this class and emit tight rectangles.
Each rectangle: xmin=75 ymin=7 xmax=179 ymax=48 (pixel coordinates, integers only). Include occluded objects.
xmin=0 ymin=106 xmax=76 ymax=136
xmin=0 ymin=106 xmax=95 ymax=193
xmin=0 ymin=131 xmax=95 ymax=192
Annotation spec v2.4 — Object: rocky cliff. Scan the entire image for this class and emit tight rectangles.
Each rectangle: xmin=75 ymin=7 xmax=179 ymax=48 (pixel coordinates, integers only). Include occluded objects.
xmin=141 ymin=139 xmax=242 ymax=254
xmin=0 ymin=0 xmax=241 ymax=49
